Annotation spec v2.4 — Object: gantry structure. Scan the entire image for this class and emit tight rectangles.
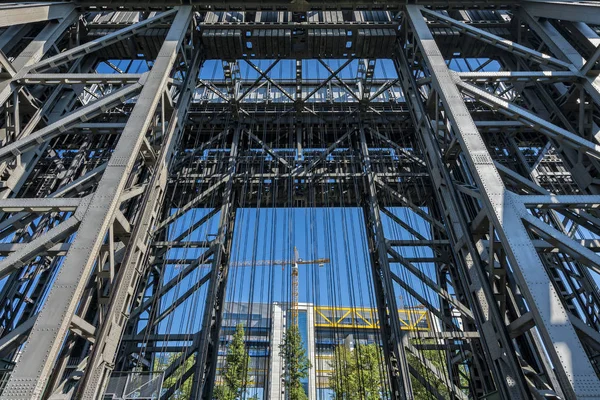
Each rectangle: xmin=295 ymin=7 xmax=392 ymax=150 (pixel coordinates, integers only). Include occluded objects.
xmin=0 ymin=0 xmax=599 ymax=399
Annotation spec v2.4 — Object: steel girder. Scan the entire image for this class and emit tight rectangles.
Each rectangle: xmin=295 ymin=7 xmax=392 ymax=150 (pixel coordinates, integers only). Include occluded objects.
xmin=402 ymin=4 xmax=600 ymax=399
xmin=0 ymin=3 xmax=76 ymax=28
xmin=359 ymin=126 xmax=414 ymax=399
xmin=18 ymin=0 xmax=597 ymax=12
xmin=75 ymin=39 xmax=206 ymax=400
xmin=0 ymin=6 xmax=194 ymax=400
xmin=0 ymin=1 xmax=598 ymax=399
xmin=392 ymin=29 xmax=534 ymax=400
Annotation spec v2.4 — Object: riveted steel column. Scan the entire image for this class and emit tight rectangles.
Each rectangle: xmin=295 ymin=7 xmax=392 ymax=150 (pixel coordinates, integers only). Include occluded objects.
xmin=393 ymin=33 xmax=536 ymax=400
xmin=359 ymin=127 xmax=413 ymax=399
xmin=0 ymin=7 xmax=193 ymax=400
xmin=190 ymin=126 xmax=240 ymax=400
xmin=405 ymin=5 xmax=600 ymax=398
xmin=75 ymin=45 xmax=204 ymax=400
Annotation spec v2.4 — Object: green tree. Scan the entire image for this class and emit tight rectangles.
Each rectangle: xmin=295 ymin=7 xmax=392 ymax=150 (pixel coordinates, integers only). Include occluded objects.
xmin=330 ymin=341 xmax=462 ymax=399
xmin=407 ymin=340 xmax=452 ymax=399
xmin=329 ymin=343 xmax=386 ymax=400
xmin=214 ymin=323 xmax=251 ymax=400
xmin=280 ymin=324 xmax=311 ymax=400
xmin=153 ymin=353 xmax=194 ymax=400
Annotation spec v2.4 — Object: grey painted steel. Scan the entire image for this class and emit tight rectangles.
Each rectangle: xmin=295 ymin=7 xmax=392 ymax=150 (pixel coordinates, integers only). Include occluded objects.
xmin=0 ymin=3 xmax=75 ymax=28
xmin=520 ymin=212 xmax=600 ymax=275
xmin=0 ymin=215 xmax=82 ymax=280
xmin=392 ymin=36 xmax=534 ymax=399
xmin=455 ymin=71 xmax=579 ymax=82
xmin=523 ymin=0 xmax=600 ymax=25
xmin=420 ymin=8 xmax=573 ymax=70
xmin=0 ymin=198 xmax=81 ymax=212
xmin=360 ymin=127 xmax=413 ymax=399
xmin=0 ymin=59 xmax=93 ymax=201
xmin=521 ymin=195 xmax=600 ymax=208
xmin=27 ymin=9 xmax=178 ymax=73
xmin=54 ymin=0 xmax=514 ymax=9
xmin=454 ymin=78 xmax=600 ymax=159
xmin=386 ymin=245 xmax=474 ymax=320
xmin=10 ymin=12 xmax=77 ymax=72
xmin=190 ymin=127 xmax=240 ymax=399
xmin=0 ymin=7 xmax=192 ymax=399
xmin=0 ymin=2 xmax=599 ymax=398
xmin=12 ymin=0 xmax=600 ymax=11
xmin=0 ymin=52 xmax=16 ymax=77
xmin=0 ymin=9 xmax=77 ymax=107
xmin=521 ymin=11 xmax=600 ymax=120
xmin=16 ymin=74 xmax=144 ymax=85
xmin=0 ymin=243 xmax=70 ymax=256
xmin=0 ymin=84 xmax=143 ymax=163
xmin=406 ymin=5 xmax=600 ymax=398
xmin=76 ymin=46 xmax=204 ymax=400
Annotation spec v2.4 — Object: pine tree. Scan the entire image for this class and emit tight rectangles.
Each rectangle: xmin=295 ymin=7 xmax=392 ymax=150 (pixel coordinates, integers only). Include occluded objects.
xmin=214 ymin=323 xmax=251 ymax=400
xmin=279 ymin=324 xmax=311 ymax=400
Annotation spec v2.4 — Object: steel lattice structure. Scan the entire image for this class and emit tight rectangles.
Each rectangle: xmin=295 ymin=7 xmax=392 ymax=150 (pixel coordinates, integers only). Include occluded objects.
xmin=0 ymin=1 xmax=599 ymax=399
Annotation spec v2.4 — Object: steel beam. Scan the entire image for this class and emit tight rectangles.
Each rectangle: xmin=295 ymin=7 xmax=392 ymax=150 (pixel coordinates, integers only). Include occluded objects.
xmin=190 ymin=127 xmax=239 ymax=399
xmin=0 ymin=198 xmax=81 ymax=212
xmin=521 ymin=212 xmax=600 ymax=275
xmin=521 ymin=194 xmax=600 ymax=208
xmin=455 ymin=71 xmax=579 ymax=83
xmin=27 ymin=9 xmax=178 ymax=73
xmin=519 ymin=9 xmax=600 ymax=111
xmin=523 ymin=0 xmax=600 ymax=25
xmin=360 ymin=126 xmax=413 ymax=399
xmin=16 ymin=74 xmax=144 ymax=85
xmin=393 ymin=32 xmax=533 ymax=400
xmin=0 ymin=10 xmax=77 ymax=107
xmin=68 ymin=0 xmax=515 ymax=9
xmin=455 ymin=78 xmax=600 ymax=159
xmin=420 ymin=8 xmax=573 ymax=70
xmin=0 ymin=3 xmax=75 ymax=28
xmin=386 ymin=246 xmax=474 ymax=320
xmin=76 ymin=45 xmax=204 ymax=400
xmin=0 ymin=83 xmax=142 ymax=163
xmin=0 ymin=243 xmax=70 ymax=256
xmin=0 ymin=215 xmax=82 ymax=280
xmin=0 ymin=7 xmax=192 ymax=399
xmin=406 ymin=5 xmax=600 ymax=398
xmin=0 ymin=3 xmax=598 ymax=399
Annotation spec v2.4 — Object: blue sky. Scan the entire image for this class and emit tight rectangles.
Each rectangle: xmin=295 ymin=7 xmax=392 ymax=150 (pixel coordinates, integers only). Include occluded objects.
xmin=139 ymin=203 xmax=442 ymax=337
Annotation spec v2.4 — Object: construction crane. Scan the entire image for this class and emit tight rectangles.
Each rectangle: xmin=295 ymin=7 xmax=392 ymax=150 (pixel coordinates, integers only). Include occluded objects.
xmin=229 ymin=247 xmax=330 ymax=327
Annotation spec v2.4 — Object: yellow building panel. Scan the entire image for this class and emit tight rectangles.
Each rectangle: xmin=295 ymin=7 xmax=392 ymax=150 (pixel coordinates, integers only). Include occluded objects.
xmin=314 ymin=306 xmax=430 ymax=331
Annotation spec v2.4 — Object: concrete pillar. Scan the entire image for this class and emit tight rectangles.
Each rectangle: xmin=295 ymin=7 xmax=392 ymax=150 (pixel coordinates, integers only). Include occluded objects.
xmin=306 ymin=304 xmax=317 ymax=400
xmin=269 ymin=303 xmax=284 ymax=399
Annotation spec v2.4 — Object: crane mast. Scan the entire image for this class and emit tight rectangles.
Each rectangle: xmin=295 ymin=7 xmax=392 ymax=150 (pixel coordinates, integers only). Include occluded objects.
xmin=229 ymin=246 xmax=330 ymax=327
xmin=291 ymin=262 xmax=299 ymax=328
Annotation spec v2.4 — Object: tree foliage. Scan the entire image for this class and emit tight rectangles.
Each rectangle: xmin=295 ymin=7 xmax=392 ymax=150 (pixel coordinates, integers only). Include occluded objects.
xmin=154 ymin=353 xmax=194 ymax=400
xmin=329 ymin=343 xmax=386 ymax=400
xmin=408 ymin=341 xmax=452 ymax=399
xmin=329 ymin=340 xmax=460 ymax=399
xmin=280 ymin=324 xmax=311 ymax=400
xmin=214 ymin=323 xmax=251 ymax=400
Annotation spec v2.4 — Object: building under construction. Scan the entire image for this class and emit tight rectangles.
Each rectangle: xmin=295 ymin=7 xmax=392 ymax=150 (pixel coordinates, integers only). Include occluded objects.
xmin=0 ymin=0 xmax=599 ymax=399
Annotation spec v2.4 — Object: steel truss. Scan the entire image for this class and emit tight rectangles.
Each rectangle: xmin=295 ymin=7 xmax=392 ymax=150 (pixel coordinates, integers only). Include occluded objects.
xmin=0 ymin=1 xmax=597 ymax=399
